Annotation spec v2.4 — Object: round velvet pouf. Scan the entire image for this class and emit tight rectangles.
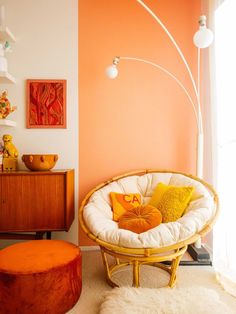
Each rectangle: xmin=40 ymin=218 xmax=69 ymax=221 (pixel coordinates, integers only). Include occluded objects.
xmin=0 ymin=240 xmax=82 ymax=314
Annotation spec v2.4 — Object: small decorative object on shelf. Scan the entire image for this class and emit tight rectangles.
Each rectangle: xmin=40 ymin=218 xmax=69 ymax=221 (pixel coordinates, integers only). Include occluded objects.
xmin=2 ymin=134 xmax=18 ymax=171
xmin=4 ymin=41 xmax=11 ymax=52
xmin=22 ymin=154 xmax=58 ymax=171
xmin=0 ymin=90 xmax=16 ymax=119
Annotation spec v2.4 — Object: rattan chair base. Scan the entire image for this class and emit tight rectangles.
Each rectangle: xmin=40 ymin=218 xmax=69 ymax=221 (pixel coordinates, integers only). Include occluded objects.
xmin=100 ymin=245 xmax=187 ymax=288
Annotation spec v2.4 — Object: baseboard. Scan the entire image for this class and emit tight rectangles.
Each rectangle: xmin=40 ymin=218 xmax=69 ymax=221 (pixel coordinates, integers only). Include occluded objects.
xmin=80 ymin=245 xmax=100 ymax=252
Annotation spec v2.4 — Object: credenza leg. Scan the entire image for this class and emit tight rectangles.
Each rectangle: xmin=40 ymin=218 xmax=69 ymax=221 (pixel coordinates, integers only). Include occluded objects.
xmin=35 ymin=232 xmax=45 ymax=239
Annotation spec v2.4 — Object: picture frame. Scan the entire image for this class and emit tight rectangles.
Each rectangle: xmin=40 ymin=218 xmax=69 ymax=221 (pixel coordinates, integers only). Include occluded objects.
xmin=26 ymin=79 xmax=67 ymax=128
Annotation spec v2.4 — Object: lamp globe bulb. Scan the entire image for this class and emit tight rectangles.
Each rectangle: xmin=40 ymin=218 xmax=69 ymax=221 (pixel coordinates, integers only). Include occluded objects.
xmin=106 ymin=65 xmax=118 ymax=79
xmin=193 ymin=27 xmax=214 ymax=48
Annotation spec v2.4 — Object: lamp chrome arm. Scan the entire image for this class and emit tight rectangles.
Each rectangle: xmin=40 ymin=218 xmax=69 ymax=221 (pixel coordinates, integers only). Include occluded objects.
xmin=118 ymin=56 xmax=199 ymax=130
xmin=136 ymin=0 xmax=201 ymax=118
xmin=135 ymin=0 xmax=207 ymax=178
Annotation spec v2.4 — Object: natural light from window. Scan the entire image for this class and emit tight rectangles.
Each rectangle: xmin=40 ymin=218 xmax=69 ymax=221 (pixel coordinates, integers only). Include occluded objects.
xmin=214 ymin=0 xmax=236 ymax=282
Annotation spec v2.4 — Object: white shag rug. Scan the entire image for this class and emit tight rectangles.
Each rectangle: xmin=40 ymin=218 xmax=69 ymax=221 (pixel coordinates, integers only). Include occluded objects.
xmin=99 ymin=286 xmax=234 ymax=314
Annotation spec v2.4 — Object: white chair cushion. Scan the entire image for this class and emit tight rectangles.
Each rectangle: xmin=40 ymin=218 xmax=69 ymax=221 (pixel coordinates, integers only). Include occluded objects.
xmin=83 ymin=173 xmax=216 ymax=248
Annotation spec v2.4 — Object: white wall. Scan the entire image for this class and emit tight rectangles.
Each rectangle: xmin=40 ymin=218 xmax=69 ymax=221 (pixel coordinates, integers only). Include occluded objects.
xmin=0 ymin=0 xmax=78 ymax=247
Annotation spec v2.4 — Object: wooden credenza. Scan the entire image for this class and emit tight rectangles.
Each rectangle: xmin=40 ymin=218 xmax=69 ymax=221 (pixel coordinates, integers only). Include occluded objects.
xmin=0 ymin=169 xmax=74 ymax=240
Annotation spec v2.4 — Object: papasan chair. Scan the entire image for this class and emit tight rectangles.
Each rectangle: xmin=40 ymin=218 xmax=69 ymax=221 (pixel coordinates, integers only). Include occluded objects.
xmin=79 ymin=169 xmax=219 ymax=288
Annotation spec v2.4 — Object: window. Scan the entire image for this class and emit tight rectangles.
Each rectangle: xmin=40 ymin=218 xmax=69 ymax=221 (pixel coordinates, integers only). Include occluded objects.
xmin=214 ymin=0 xmax=236 ymax=291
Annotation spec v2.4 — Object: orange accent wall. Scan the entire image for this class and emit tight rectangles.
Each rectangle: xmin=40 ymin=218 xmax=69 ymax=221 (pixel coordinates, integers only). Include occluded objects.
xmin=79 ymin=0 xmax=200 ymax=245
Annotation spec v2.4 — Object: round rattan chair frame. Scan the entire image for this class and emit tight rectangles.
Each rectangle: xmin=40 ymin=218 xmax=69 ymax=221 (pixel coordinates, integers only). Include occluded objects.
xmin=79 ymin=169 xmax=219 ymax=288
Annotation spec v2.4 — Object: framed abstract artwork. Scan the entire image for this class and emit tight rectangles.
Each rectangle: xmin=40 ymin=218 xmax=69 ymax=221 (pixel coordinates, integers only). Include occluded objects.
xmin=26 ymin=79 xmax=67 ymax=128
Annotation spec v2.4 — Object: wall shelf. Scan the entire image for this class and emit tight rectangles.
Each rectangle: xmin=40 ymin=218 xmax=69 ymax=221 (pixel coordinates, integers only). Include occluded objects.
xmin=0 ymin=8 xmax=17 ymax=127
xmin=0 ymin=26 xmax=16 ymax=42
xmin=0 ymin=119 xmax=16 ymax=127
xmin=0 ymin=71 xmax=16 ymax=83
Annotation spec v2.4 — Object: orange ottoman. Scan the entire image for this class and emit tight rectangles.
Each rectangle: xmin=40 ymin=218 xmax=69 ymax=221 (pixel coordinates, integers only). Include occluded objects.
xmin=0 ymin=240 xmax=82 ymax=314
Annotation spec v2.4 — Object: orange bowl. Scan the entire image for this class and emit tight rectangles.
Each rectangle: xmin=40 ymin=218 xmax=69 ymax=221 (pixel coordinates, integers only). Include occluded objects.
xmin=22 ymin=154 xmax=58 ymax=171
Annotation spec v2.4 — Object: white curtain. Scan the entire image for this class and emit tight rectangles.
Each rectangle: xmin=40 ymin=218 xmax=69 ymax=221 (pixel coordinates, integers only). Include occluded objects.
xmin=207 ymin=0 xmax=236 ymax=297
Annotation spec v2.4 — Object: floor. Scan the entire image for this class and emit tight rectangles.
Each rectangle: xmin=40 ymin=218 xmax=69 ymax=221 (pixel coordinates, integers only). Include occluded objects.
xmin=68 ymin=249 xmax=236 ymax=314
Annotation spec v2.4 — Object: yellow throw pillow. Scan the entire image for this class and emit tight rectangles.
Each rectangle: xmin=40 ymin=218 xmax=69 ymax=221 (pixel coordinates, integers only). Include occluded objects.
xmin=149 ymin=183 xmax=194 ymax=223
xmin=118 ymin=205 xmax=162 ymax=234
xmin=149 ymin=182 xmax=170 ymax=207
xmin=110 ymin=192 xmax=141 ymax=221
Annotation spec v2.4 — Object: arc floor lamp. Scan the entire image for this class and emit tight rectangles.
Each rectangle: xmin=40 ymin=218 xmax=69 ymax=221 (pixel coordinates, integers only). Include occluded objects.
xmin=106 ymin=0 xmax=213 ymax=179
